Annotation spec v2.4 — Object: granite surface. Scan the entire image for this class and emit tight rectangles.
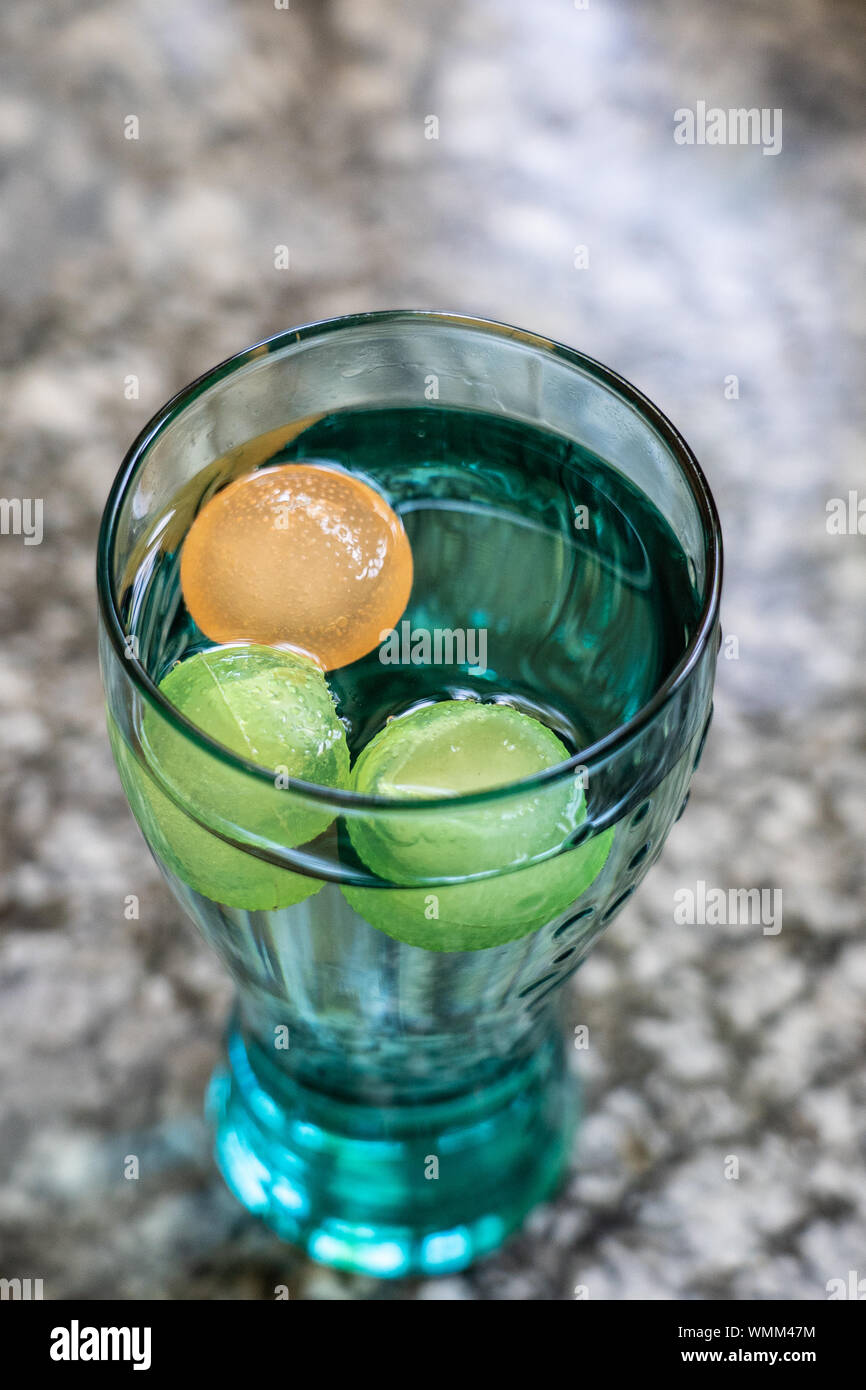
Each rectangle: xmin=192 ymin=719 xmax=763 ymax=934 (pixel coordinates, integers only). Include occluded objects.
xmin=0 ymin=0 xmax=864 ymax=1300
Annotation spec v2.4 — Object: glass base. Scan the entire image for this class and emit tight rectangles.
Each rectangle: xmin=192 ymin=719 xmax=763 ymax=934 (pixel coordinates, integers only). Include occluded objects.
xmin=207 ymin=1021 xmax=576 ymax=1278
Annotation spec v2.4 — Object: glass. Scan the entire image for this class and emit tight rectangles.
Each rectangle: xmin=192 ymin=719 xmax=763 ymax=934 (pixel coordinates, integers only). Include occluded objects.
xmin=97 ymin=312 xmax=722 ymax=1277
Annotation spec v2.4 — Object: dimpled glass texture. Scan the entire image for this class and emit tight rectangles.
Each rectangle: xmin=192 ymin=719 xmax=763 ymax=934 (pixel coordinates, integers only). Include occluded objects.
xmin=97 ymin=312 xmax=722 ymax=1278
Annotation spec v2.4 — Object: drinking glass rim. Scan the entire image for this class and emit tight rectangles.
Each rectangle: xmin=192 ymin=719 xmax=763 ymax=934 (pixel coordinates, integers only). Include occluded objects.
xmin=97 ymin=309 xmax=723 ymax=811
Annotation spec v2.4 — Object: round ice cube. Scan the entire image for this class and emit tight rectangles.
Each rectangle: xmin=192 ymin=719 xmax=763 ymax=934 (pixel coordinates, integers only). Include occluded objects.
xmin=342 ymin=700 xmax=612 ymax=949
xmin=180 ymin=463 xmax=413 ymax=670
xmin=115 ymin=643 xmax=349 ymax=909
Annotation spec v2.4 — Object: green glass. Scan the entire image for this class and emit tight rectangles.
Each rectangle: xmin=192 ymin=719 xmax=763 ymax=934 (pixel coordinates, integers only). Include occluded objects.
xmin=97 ymin=312 xmax=722 ymax=1277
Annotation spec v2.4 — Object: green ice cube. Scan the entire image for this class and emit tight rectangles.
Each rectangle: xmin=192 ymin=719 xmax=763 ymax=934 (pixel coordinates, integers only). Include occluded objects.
xmin=342 ymin=700 xmax=612 ymax=950
xmin=112 ymin=643 xmax=349 ymax=909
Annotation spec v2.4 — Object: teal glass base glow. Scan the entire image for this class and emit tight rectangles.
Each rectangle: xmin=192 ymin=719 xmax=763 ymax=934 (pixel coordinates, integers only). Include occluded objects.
xmin=207 ymin=1016 xmax=576 ymax=1277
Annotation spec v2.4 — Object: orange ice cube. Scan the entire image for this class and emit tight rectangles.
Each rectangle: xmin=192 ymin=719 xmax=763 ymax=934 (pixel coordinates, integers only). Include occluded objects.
xmin=180 ymin=463 xmax=413 ymax=670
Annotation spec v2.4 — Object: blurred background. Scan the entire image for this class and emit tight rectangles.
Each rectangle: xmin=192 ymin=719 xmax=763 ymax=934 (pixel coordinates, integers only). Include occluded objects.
xmin=0 ymin=0 xmax=863 ymax=1300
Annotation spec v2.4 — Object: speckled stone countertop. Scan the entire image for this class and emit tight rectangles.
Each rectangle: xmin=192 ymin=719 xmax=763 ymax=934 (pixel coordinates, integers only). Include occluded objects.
xmin=0 ymin=0 xmax=863 ymax=1300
